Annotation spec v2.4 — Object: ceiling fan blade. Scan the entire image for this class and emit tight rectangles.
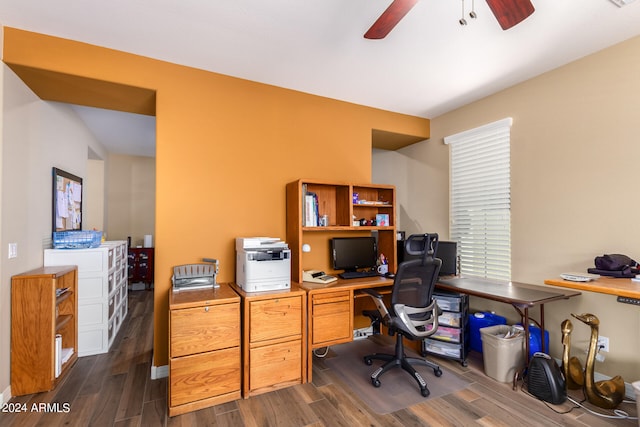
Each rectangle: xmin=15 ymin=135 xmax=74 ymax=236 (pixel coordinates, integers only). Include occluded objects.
xmin=364 ymin=0 xmax=419 ymax=39
xmin=486 ymin=0 xmax=535 ymax=30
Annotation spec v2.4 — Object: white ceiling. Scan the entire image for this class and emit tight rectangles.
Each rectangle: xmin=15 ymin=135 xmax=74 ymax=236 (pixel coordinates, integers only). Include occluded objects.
xmin=2 ymin=0 xmax=640 ymax=156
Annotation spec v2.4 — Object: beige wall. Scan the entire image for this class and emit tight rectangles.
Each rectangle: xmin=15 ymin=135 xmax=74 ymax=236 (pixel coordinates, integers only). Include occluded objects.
xmin=106 ymin=153 xmax=155 ymax=246
xmin=0 ymin=65 xmax=107 ymax=401
xmin=374 ymin=35 xmax=640 ymax=383
xmin=84 ymin=158 xmax=105 ymax=232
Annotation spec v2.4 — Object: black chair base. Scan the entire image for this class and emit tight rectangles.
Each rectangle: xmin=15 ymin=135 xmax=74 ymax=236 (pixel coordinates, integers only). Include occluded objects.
xmin=364 ymin=334 xmax=442 ymax=397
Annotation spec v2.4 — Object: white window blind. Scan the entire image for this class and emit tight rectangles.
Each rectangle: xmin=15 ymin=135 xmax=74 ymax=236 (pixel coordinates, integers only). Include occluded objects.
xmin=444 ymin=118 xmax=512 ymax=281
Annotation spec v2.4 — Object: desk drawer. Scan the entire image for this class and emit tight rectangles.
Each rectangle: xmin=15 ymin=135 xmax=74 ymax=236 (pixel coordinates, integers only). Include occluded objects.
xmin=312 ymin=291 xmax=351 ymax=345
xmin=249 ymin=296 xmax=302 ymax=343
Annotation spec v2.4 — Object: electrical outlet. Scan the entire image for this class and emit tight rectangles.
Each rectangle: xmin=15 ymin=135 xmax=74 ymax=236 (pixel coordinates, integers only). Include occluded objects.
xmin=598 ymin=336 xmax=609 ymax=352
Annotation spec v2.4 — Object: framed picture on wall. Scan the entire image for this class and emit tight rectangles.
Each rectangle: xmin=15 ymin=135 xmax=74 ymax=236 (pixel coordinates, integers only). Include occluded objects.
xmin=52 ymin=167 xmax=83 ymax=232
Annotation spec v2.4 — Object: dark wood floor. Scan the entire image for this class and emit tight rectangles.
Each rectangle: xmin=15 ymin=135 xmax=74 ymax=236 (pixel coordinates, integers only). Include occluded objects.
xmin=1 ymin=289 xmax=637 ymax=426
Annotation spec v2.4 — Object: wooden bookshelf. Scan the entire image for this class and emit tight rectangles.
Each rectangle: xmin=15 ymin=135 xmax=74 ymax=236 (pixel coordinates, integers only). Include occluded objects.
xmin=286 ymin=179 xmax=397 ymax=282
xmin=11 ymin=265 xmax=78 ymax=396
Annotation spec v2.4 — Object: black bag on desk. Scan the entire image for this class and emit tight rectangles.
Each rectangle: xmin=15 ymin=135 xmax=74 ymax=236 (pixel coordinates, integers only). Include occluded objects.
xmin=588 ymin=253 xmax=638 ymax=278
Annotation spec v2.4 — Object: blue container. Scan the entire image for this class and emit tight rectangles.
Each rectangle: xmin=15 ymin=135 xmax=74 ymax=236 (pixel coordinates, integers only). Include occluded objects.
xmin=469 ymin=312 xmax=507 ymax=353
xmin=520 ymin=324 xmax=550 ymax=359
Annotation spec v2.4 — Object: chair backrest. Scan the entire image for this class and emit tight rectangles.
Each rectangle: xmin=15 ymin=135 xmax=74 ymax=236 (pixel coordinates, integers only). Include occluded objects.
xmin=391 ymin=234 xmax=442 ymax=335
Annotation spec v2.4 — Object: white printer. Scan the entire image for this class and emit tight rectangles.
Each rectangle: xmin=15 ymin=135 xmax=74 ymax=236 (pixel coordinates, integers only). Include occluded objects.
xmin=236 ymin=237 xmax=291 ymax=292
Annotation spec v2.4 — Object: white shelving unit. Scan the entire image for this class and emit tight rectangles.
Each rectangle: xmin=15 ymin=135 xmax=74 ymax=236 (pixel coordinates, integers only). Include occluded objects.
xmin=44 ymin=240 xmax=128 ymax=356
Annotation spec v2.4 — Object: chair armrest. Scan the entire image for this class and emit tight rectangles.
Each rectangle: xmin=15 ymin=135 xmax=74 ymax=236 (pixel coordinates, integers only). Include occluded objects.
xmin=360 ymin=288 xmax=390 ymax=321
xmin=394 ymin=298 xmax=440 ymax=338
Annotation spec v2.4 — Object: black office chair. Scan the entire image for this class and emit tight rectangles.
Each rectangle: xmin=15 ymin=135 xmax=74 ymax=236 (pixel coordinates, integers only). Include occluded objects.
xmin=362 ymin=233 xmax=443 ymax=397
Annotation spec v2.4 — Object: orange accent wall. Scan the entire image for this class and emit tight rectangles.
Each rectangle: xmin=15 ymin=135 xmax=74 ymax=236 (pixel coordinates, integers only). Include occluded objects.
xmin=3 ymin=27 xmax=430 ymax=366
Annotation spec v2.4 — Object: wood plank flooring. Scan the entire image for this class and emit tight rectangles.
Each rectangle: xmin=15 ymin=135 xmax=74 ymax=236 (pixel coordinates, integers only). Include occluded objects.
xmin=1 ymin=289 xmax=637 ymax=426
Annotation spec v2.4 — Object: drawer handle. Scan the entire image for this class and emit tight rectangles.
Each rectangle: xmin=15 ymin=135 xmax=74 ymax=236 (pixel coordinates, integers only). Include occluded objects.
xmin=204 ymin=306 xmax=209 ymax=312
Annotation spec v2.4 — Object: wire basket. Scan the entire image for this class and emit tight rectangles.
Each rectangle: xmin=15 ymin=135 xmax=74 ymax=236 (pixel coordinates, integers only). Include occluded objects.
xmin=53 ymin=230 xmax=102 ymax=249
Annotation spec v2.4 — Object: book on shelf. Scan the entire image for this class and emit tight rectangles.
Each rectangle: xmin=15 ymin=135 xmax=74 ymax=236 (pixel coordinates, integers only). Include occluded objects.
xmin=61 ymin=348 xmax=74 ymax=365
xmin=55 ymin=334 xmax=62 ymax=378
xmin=304 ymin=192 xmax=319 ymax=226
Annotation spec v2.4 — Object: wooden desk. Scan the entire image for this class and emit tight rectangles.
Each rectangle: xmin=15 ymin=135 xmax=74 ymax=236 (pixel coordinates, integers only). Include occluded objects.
xmin=437 ymin=277 xmax=581 ymax=361
xmin=544 ymin=276 xmax=640 ymax=299
xmin=297 ymin=276 xmax=394 ymax=381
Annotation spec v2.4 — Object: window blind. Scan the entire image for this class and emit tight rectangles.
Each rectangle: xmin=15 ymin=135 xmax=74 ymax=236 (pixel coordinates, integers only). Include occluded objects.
xmin=444 ymin=118 xmax=512 ymax=281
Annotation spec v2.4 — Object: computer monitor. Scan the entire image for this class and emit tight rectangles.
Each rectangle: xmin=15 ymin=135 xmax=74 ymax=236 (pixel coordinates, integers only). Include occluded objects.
xmin=401 ymin=239 xmax=458 ymax=276
xmin=330 ymin=237 xmax=378 ymax=273
xmin=436 ymin=241 xmax=458 ymax=276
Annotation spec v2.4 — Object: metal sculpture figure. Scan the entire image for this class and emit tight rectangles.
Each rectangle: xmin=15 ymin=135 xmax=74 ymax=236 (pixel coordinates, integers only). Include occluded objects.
xmin=571 ymin=313 xmax=625 ymax=409
xmin=560 ymin=319 xmax=584 ymax=390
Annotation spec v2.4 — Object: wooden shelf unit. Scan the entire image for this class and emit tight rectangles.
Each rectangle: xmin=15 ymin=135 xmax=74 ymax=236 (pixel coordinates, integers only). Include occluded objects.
xmin=286 ymin=179 xmax=397 ymax=282
xmin=11 ymin=265 xmax=78 ymax=396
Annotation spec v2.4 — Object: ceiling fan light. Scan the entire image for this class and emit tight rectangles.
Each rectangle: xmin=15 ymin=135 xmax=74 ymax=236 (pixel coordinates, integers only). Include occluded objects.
xmin=609 ymin=0 xmax=636 ymax=6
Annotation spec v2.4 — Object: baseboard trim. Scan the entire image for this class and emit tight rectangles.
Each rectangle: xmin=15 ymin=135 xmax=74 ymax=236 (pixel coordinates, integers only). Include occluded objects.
xmin=151 ymin=364 xmax=168 ymax=380
xmin=1 ymin=385 xmax=11 ymax=406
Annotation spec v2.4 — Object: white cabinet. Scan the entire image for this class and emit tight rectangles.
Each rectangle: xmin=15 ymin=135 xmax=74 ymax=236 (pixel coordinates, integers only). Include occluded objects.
xmin=44 ymin=241 xmax=128 ymax=356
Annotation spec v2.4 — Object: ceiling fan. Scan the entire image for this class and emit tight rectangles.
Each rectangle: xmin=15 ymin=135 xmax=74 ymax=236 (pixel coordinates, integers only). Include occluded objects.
xmin=364 ymin=0 xmax=535 ymax=39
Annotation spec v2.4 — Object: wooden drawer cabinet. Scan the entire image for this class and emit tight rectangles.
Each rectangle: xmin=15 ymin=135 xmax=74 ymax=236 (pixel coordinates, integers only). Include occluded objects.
xmin=231 ymin=284 xmax=306 ymax=398
xmin=168 ymin=285 xmax=241 ymax=417
xmin=311 ymin=290 xmax=352 ymax=346
xmin=127 ymin=247 xmax=154 ymax=289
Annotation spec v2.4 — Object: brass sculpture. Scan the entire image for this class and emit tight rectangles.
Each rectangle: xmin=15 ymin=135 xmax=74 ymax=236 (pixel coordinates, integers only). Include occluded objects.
xmin=571 ymin=313 xmax=625 ymax=409
xmin=560 ymin=319 xmax=584 ymax=390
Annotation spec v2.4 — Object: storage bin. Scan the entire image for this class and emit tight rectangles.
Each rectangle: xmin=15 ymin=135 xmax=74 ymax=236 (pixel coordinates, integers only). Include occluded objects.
xmin=469 ymin=312 xmax=507 ymax=353
xmin=434 ymin=295 xmax=461 ymax=312
xmin=438 ymin=311 xmax=462 ymax=327
xmin=518 ymin=323 xmax=550 ymax=359
xmin=480 ymin=324 xmax=525 ymax=383
xmin=431 ymin=326 xmax=462 ymax=343
xmin=53 ymin=230 xmax=102 ymax=249
xmin=423 ymin=338 xmax=464 ymax=359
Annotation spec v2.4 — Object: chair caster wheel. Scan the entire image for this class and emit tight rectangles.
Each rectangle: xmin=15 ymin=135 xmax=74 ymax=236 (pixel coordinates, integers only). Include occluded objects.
xmin=364 ymin=357 xmax=372 ymax=366
xmin=372 ymin=378 xmax=381 ymax=388
xmin=434 ymin=368 xmax=443 ymax=377
xmin=421 ymin=387 xmax=430 ymax=397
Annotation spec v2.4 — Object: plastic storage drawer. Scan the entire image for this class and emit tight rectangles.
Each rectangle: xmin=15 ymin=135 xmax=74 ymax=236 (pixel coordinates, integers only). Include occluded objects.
xmin=438 ymin=311 xmax=462 ymax=327
xmin=423 ymin=338 xmax=464 ymax=359
xmin=431 ymin=326 xmax=462 ymax=343
xmin=433 ymin=295 xmax=461 ymax=312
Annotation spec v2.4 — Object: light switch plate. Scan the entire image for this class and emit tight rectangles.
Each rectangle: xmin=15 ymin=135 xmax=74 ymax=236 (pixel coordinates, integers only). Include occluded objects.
xmin=8 ymin=243 xmax=17 ymax=259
